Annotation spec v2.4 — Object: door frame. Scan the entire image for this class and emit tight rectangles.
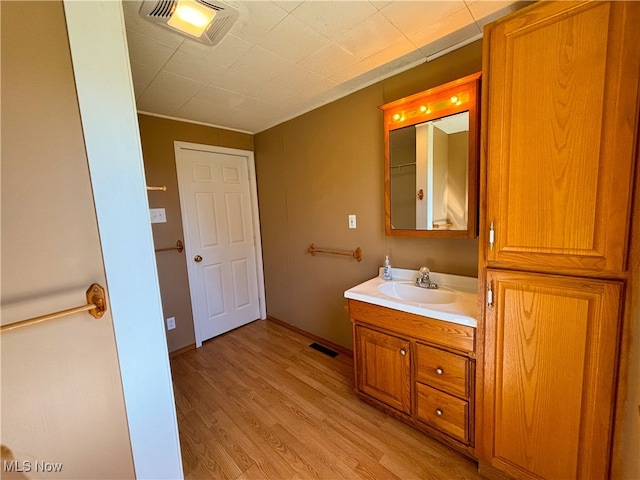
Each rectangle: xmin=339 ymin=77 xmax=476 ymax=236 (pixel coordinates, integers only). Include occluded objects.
xmin=64 ymin=1 xmax=183 ymax=477
xmin=174 ymin=141 xmax=267 ymax=347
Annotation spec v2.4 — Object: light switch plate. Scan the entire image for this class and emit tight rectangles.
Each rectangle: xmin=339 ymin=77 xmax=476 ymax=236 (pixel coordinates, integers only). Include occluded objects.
xmin=150 ymin=208 xmax=166 ymax=223
xmin=166 ymin=317 xmax=176 ymax=330
xmin=349 ymin=214 xmax=357 ymax=229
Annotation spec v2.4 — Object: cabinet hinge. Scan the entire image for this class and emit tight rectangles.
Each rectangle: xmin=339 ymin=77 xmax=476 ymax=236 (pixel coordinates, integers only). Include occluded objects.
xmin=489 ymin=221 xmax=495 ymax=250
xmin=487 ymin=281 xmax=494 ymax=308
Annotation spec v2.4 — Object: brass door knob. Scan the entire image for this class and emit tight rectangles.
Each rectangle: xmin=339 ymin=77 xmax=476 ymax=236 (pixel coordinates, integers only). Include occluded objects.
xmin=194 ymin=255 xmax=203 ymax=262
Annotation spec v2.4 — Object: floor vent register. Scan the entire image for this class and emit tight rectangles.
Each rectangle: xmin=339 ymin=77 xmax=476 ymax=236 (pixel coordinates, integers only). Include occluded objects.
xmin=309 ymin=343 xmax=338 ymax=358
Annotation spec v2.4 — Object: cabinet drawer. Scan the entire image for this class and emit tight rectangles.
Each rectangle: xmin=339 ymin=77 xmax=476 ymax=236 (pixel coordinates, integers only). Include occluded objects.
xmin=416 ymin=343 xmax=469 ymax=398
xmin=416 ymin=384 xmax=468 ymax=443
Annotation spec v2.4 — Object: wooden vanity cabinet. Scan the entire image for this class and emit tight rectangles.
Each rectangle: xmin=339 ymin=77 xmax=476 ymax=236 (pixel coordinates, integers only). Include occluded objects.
xmin=479 ymin=2 xmax=640 ymax=479
xmin=349 ymin=299 xmax=476 ymax=456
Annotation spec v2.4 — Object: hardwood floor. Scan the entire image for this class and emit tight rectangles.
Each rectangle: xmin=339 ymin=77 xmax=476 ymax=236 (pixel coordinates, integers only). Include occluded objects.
xmin=171 ymin=319 xmax=483 ymax=480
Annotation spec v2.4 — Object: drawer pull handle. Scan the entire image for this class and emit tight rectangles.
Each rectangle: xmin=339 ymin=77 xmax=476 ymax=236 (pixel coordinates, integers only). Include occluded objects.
xmin=435 ymin=367 xmax=444 ymax=375
xmin=435 ymin=408 xmax=443 ymax=417
xmin=400 ymin=349 xmax=406 ymax=356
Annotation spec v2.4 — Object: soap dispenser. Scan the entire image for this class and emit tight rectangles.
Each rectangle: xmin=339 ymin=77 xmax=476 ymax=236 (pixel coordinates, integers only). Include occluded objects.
xmin=382 ymin=256 xmax=392 ymax=280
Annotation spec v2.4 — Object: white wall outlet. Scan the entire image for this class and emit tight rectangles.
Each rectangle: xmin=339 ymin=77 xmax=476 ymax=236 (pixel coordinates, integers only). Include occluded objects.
xmin=149 ymin=208 xmax=166 ymax=223
xmin=166 ymin=317 xmax=176 ymax=330
xmin=348 ymin=214 xmax=357 ymax=229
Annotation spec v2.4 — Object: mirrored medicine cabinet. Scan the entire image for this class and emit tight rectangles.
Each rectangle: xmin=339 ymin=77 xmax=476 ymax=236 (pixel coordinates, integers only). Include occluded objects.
xmin=380 ymin=73 xmax=481 ymax=238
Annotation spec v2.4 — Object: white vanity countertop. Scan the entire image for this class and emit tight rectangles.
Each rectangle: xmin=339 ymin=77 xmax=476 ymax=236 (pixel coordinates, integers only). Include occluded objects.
xmin=344 ymin=268 xmax=478 ymax=328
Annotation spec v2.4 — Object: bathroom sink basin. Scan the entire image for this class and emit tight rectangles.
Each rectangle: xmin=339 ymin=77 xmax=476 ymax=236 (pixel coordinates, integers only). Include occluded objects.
xmin=345 ymin=268 xmax=478 ymax=327
xmin=378 ymin=282 xmax=460 ymax=305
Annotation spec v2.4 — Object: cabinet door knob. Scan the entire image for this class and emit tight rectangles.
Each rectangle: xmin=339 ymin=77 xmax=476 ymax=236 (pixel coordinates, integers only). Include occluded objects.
xmin=435 ymin=367 xmax=444 ymax=375
xmin=435 ymin=408 xmax=443 ymax=417
xmin=399 ymin=349 xmax=406 ymax=356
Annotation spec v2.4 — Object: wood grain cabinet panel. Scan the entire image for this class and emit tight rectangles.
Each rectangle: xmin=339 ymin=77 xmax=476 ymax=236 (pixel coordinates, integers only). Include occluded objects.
xmin=355 ymin=325 xmax=411 ymax=414
xmin=482 ymin=269 xmax=622 ymax=479
xmin=349 ymin=299 xmax=475 ymax=353
xmin=484 ymin=1 xmax=640 ymax=277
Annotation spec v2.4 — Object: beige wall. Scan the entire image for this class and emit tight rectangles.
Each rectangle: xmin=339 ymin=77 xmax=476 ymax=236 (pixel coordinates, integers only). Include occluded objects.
xmin=138 ymin=43 xmax=481 ymax=352
xmin=448 ymin=131 xmax=469 ymax=229
xmin=137 ymin=114 xmax=253 ymax=352
xmin=255 ymin=42 xmax=482 ymax=350
xmin=1 ymin=2 xmax=134 ymax=477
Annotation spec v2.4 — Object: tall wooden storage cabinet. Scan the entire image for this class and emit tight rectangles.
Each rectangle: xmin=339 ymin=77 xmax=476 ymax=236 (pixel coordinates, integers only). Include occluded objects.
xmin=478 ymin=2 xmax=640 ymax=479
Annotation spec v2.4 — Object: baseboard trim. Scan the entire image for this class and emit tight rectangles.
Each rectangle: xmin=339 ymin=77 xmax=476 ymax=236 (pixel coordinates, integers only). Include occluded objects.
xmin=477 ymin=461 xmax=514 ymax=480
xmin=267 ymin=316 xmax=353 ymax=358
xmin=169 ymin=343 xmax=196 ymax=358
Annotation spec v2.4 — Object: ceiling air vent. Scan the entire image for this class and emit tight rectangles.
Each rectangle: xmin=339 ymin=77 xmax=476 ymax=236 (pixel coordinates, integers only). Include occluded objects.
xmin=147 ymin=0 xmax=175 ymax=18
xmin=139 ymin=0 xmax=239 ymax=46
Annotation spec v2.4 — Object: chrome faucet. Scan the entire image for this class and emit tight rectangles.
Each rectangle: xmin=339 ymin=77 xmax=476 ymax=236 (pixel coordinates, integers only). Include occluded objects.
xmin=415 ymin=266 xmax=438 ymax=289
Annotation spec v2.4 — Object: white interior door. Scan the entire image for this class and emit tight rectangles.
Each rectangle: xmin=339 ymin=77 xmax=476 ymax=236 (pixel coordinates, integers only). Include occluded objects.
xmin=175 ymin=142 xmax=265 ymax=347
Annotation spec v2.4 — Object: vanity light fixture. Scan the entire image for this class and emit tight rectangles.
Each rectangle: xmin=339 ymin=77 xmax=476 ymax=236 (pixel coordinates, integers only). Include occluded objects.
xmin=139 ymin=0 xmax=239 ymax=46
xmin=390 ymin=93 xmax=469 ymax=126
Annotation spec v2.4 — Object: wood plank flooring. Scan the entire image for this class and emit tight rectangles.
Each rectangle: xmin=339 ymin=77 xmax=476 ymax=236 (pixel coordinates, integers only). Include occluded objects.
xmin=171 ymin=319 xmax=483 ymax=480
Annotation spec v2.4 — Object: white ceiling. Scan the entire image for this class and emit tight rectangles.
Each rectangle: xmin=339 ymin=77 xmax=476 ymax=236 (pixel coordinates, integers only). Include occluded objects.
xmin=433 ymin=110 xmax=468 ymax=134
xmin=123 ymin=0 xmax=524 ymax=134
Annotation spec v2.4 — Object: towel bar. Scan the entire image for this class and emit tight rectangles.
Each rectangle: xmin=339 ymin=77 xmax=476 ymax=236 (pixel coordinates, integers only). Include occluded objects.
xmin=155 ymin=240 xmax=184 ymax=253
xmin=307 ymin=243 xmax=362 ymax=262
xmin=1 ymin=284 xmax=107 ymax=333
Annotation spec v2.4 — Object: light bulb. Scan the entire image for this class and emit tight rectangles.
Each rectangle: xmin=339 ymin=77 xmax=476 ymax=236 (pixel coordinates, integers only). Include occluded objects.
xmin=167 ymin=0 xmax=216 ymax=38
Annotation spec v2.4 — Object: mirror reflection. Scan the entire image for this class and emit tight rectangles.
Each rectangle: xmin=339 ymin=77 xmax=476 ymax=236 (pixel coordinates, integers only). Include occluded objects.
xmin=390 ymin=112 xmax=469 ymax=231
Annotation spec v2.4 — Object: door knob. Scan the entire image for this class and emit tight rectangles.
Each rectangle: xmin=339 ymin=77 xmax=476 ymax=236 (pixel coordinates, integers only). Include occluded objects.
xmin=194 ymin=255 xmax=203 ymax=262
